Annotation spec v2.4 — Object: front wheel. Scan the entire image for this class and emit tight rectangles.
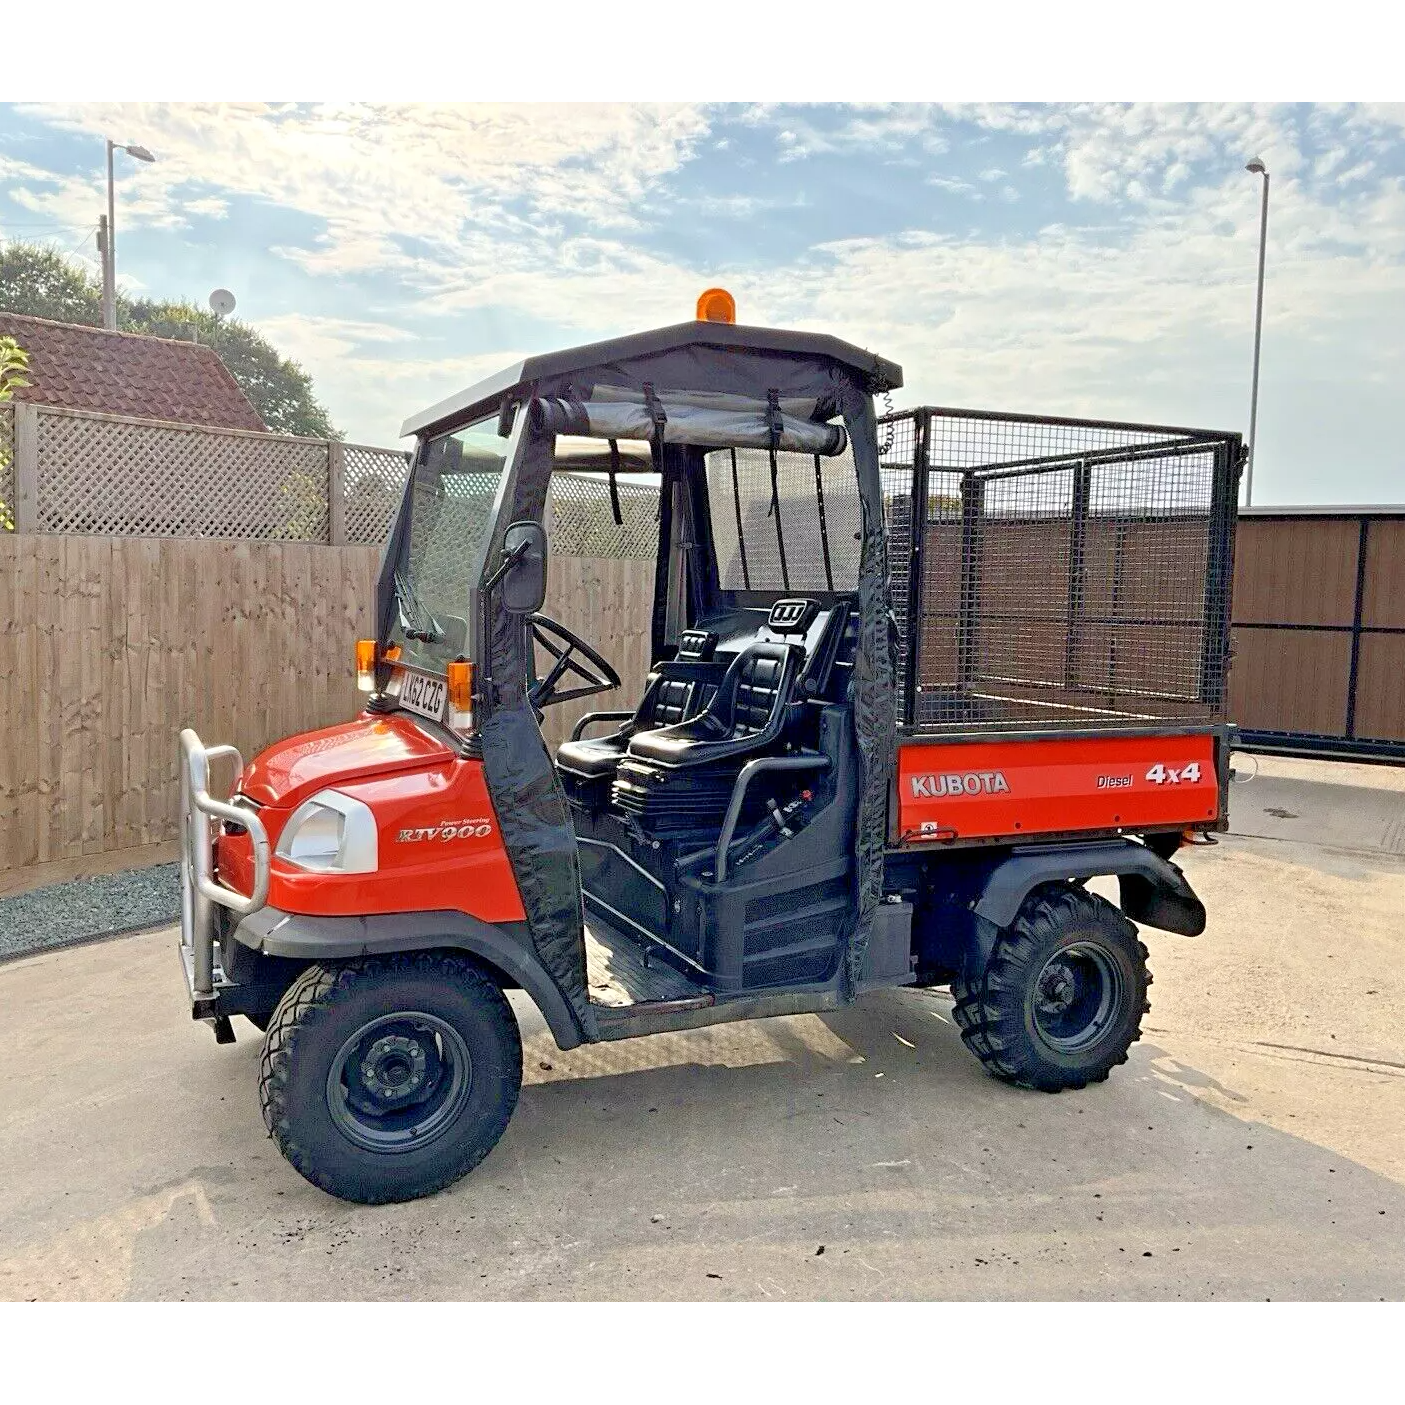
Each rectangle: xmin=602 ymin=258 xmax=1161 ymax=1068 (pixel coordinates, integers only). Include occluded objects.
xmin=951 ymin=884 xmax=1150 ymax=1092
xmin=258 ymin=954 xmax=522 ymax=1204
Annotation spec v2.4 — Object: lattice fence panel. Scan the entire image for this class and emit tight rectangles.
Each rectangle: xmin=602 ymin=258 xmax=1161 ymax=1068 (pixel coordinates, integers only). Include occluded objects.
xmin=344 ymin=442 xmax=411 ymax=545
xmin=22 ymin=403 xmax=661 ymax=556
xmin=36 ymin=407 xmax=332 ymax=540
xmin=548 ymin=472 xmax=657 ymax=558
xmin=0 ymin=404 xmax=13 ymax=532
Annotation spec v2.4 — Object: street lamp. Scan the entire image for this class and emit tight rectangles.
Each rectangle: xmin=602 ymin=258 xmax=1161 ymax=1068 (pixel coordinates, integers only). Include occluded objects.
xmin=101 ymin=139 xmax=156 ymax=331
xmin=1244 ymin=156 xmax=1269 ymax=507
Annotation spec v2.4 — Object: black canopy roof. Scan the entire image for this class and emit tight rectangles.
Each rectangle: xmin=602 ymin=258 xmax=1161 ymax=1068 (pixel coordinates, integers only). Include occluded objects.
xmin=400 ymin=318 xmax=904 ymax=440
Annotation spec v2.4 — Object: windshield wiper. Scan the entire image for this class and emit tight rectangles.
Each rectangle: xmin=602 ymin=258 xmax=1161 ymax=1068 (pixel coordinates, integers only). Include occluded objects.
xmin=394 ymin=571 xmax=443 ymax=643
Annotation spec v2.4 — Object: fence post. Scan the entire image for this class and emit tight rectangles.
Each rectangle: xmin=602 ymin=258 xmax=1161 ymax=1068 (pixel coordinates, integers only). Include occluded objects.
xmin=13 ymin=401 xmax=38 ymax=533
xmin=328 ymin=440 xmax=346 ymax=546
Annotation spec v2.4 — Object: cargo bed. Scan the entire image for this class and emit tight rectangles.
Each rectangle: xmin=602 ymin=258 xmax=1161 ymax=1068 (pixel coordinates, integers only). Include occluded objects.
xmin=878 ymin=407 xmax=1241 ymax=849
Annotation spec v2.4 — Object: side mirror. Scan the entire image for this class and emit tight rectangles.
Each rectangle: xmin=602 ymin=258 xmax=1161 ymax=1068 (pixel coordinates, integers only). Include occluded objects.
xmin=500 ymin=521 xmax=548 ymax=615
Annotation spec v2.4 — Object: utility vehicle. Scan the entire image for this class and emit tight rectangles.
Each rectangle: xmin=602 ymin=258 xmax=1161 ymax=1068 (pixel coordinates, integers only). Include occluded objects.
xmin=179 ymin=292 xmax=1241 ymax=1204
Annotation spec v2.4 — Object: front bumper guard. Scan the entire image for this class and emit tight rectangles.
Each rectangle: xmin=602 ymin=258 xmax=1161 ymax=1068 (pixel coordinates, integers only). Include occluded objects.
xmin=178 ymin=727 xmax=270 ymax=1009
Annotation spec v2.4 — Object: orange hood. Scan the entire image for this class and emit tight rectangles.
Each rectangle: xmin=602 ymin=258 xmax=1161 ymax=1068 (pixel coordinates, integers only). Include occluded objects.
xmin=240 ymin=713 xmax=455 ymax=810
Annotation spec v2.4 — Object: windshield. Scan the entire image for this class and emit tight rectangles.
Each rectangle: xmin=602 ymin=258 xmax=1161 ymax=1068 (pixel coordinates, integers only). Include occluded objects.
xmin=387 ymin=416 xmax=507 ymax=672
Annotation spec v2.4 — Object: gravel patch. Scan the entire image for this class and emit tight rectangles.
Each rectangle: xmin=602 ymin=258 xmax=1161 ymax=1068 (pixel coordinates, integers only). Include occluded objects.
xmin=0 ymin=863 xmax=180 ymax=962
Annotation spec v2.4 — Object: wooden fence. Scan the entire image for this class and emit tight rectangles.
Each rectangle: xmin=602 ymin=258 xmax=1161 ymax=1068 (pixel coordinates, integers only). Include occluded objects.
xmin=0 ymin=535 xmax=653 ymax=880
xmin=5 ymin=509 xmax=1402 ymax=884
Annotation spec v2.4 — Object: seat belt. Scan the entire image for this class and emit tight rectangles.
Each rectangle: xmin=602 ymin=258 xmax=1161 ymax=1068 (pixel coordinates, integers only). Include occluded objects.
xmin=607 ymin=439 xmax=624 ymax=526
xmin=765 ymin=388 xmax=790 ymax=591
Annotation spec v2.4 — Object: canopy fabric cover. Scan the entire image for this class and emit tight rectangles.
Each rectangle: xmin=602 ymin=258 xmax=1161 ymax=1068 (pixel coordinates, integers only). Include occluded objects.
xmin=530 ymin=387 xmax=849 ymax=457
xmin=399 ymin=319 xmax=902 ymax=441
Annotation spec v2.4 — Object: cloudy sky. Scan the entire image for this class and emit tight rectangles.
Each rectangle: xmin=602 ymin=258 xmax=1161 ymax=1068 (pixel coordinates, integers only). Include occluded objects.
xmin=1 ymin=101 xmax=1402 ymax=504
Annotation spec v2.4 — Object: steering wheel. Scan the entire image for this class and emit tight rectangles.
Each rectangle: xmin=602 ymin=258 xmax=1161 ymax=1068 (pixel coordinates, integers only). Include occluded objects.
xmin=527 ymin=613 xmax=622 ymax=710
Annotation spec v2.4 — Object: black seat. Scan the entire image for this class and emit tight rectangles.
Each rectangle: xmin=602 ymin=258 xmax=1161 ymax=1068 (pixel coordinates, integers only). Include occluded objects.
xmin=625 ymin=640 xmax=804 ymax=770
xmin=611 ymin=641 xmax=806 ymax=835
xmin=556 ymin=669 xmax=718 ymax=799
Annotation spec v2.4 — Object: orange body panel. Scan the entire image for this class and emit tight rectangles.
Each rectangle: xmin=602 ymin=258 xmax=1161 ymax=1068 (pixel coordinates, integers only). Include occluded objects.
xmin=240 ymin=713 xmax=455 ymax=810
xmin=895 ymin=732 xmax=1221 ymax=844
xmin=217 ymin=714 xmax=526 ymax=924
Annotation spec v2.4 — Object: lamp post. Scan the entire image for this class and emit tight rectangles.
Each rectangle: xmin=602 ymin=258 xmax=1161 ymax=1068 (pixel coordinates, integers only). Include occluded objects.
xmin=1244 ymin=157 xmax=1270 ymax=507
xmin=102 ymin=139 xmax=156 ymax=331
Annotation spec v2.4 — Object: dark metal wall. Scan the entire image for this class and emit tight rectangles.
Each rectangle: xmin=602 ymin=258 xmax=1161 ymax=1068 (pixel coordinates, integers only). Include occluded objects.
xmin=1230 ymin=509 xmax=1405 ymax=760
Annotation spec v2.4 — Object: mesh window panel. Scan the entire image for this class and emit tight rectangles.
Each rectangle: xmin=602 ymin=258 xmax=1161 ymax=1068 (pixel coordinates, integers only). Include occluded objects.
xmin=705 ymin=441 xmax=862 ymax=594
xmin=907 ymin=410 xmax=1235 ymax=731
xmin=407 ymin=469 xmax=503 ymax=604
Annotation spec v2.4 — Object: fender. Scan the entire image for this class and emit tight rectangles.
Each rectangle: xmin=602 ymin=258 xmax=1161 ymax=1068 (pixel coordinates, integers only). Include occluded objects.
xmin=974 ymin=839 xmax=1207 ymax=938
xmin=232 ymin=906 xmax=588 ymax=1050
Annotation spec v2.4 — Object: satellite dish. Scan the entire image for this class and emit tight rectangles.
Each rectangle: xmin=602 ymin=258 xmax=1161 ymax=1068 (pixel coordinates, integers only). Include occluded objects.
xmin=208 ymin=288 xmax=236 ymax=317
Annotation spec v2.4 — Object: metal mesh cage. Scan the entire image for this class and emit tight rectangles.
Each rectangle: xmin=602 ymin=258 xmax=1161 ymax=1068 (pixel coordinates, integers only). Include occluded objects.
xmin=880 ymin=407 xmax=1240 ymax=731
xmin=880 ymin=411 xmax=920 ymax=704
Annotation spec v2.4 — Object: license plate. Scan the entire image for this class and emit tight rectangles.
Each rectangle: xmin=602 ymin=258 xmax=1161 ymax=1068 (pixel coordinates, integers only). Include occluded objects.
xmin=399 ymin=671 xmax=447 ymax=723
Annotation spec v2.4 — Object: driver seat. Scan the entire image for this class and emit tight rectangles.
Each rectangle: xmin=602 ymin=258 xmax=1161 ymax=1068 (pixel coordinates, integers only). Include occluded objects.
xmin=556 ymin=670 xmax=711 ymax=781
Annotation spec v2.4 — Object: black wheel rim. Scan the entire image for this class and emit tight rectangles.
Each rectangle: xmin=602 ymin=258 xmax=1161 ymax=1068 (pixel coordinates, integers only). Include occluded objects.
xmin=326 ymin=1011 xmax=473 ymax=1154
xmin=1029 ymin=943 xmax=1124 ymax=1054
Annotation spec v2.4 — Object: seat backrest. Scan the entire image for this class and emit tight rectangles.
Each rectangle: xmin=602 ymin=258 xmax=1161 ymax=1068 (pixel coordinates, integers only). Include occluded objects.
xmin=634 ymin=663 xmax=722 ymax=732
xmin=732 ymin=648 xmax=789 ymax=734
xmin=648 ymin=676 xmax=696 ymax=727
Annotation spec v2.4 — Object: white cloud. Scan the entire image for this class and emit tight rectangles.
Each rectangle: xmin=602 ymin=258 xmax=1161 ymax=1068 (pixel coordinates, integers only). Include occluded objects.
xmin=20 ymin=101 xmax=714 ymax=281
xmin=927 ymin=175 xmax=975 ymax=194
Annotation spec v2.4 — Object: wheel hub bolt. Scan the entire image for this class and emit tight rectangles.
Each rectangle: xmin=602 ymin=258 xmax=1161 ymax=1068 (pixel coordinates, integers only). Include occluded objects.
xmin=361 ymin=1035 xmax=427 ymax=1102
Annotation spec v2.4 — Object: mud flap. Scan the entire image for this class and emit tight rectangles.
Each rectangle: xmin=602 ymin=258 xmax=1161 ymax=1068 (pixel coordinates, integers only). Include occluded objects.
xmin=1119 ymin=869 xmax=1206 ymax=937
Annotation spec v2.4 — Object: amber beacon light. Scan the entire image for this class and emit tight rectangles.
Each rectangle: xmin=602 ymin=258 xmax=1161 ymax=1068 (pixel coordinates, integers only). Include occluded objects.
xmin=696 ymin=287 xmax=736 ymax=324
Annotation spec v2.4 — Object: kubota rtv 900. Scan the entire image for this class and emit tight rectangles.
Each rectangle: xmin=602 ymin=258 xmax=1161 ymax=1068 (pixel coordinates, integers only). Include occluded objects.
xmin=179 ymin=294 xmax=1241 ymax=1204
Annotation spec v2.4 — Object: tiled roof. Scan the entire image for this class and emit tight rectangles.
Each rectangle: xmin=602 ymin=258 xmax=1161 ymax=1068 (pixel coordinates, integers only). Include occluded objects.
xmin=0 ymin=311 xmax=266 ymax=431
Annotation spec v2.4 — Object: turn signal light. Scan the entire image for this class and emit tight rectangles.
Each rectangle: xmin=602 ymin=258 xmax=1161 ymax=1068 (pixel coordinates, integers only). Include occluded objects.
xmin=447 ymin=660 xmax=475 ymax=731
xmin=696 ymin=287 xmax=736 ymax=324
xmin=356 ymin=639 xmax=376 ymax=692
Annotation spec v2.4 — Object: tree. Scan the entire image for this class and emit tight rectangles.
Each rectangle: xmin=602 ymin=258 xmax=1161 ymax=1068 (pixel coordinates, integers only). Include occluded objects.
xmin=1 ymin=333 xmax=30 ymax=530
xmin=0 ymin=243 xmax=103 ymax=326
xmin=0 ymin=334 xmax=28 ymax=400
xmin=0 ymin=240 xmax=341 ymax=439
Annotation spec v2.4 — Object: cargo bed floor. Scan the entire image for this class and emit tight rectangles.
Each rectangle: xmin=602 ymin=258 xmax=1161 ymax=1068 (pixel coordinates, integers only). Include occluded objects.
xmin=584 ymin=918 xmax=706 ymax=1008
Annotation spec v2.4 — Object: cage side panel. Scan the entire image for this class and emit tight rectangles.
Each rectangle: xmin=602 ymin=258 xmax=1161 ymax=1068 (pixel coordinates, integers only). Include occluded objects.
xmin=902 ymin=410 xmax=1234 ymax=732
xmin=878 ymin=411 xmax=919 ymax=718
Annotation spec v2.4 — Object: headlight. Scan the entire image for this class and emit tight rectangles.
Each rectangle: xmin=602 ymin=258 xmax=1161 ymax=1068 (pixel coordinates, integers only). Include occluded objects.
xmin=275 ymin=790 xmax=378 ymax=873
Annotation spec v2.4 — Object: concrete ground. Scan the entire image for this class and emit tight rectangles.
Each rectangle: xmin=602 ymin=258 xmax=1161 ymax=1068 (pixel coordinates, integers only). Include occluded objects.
xmin=1 ymin=753 xmax=1401 ymax=1301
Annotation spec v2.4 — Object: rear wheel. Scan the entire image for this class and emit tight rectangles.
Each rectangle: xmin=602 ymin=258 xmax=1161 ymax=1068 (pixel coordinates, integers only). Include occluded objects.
xmin=951 ymin=884 xmax=1150 ymax=1092
xmin=258 ymin=953 xmax=522 ymax=1204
